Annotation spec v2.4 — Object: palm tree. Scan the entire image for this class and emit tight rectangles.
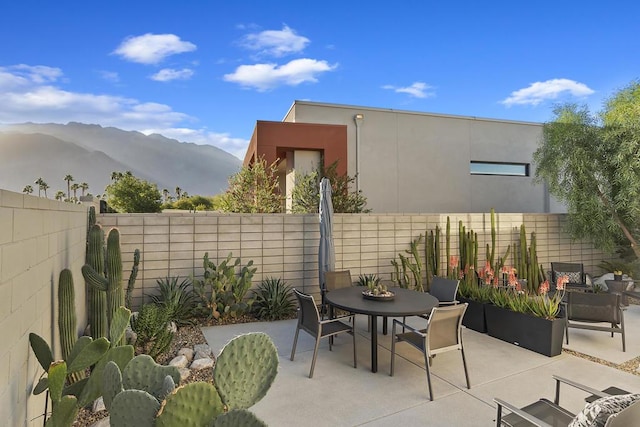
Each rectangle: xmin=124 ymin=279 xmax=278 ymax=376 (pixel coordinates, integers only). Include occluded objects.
xmin=80 ymin=182 xmax=89 ymax=197
xmin=23 ymin=185 xmax=33 ymax=195
xmin=54 ymin=191 xmax=65 ymax=201
xmin=70 ymin=183 xmax=80 ymax=199
xmin=111 ymin=171 xmax=123 ymax=182
xmin=175 ymin=186 xmax=182 ymax=199
xmin=34 ymin=178 xmax=44 ymax=197
xmin=64 ymin=174 xmax=74 ymax=200
xmin=162 ymin=188 xmax=170 ymax=202
xmin=41 ymin=181 xmax=49 ymax=198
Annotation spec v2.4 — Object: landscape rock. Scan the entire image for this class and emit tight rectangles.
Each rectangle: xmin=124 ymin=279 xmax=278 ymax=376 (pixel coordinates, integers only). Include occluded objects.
xmin=177 ymin=347 xmax=194 ymax=362
xmin=89 ymin=417 xmax=110 ymax=427
xmin=92 ymin=397 xmax=105 ymax=413
xmin=193 ymin=343 xmax=212 ymax=357
xmin=168 ymin=355 xmax=189 ymax=368
xmin=178 ymin=367 xmax=191 ymax=382
xmin=190 ymin=357 xmax=214 ymax=371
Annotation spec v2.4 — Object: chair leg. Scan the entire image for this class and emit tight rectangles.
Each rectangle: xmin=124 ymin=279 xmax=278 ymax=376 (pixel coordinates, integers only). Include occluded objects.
xmin=565 ymin=319 xmax=569 ymax=345
xmin=621 ymin=313 xmax=626 ymax=352
xmin=290 ymin=327 xmax=300 ymax=361
xmin=461 ymin=347 xmax=471 ymax=389
xmin=424 ymin=351 xmax=434 ymax=401
xmin=390 ymin=321 xmax=397 ymax=376
xmin=352 ymin=328 xmax=357 ymax=369
xmin=309 ymin=334 xmax=322 ymax=378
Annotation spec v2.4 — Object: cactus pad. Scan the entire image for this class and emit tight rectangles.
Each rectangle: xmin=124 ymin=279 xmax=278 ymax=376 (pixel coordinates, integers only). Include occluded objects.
xmin=156 ymin=382 xmax=224 ymax=427
xmin=102 ymin=361 xmax=124 ymax=411
xmin=44 ymin=395 xmax=78 ymax=427
xmin=212 ymin=409 xmax=268 ymax=427
xmin=29 ymin=333 xmax=53 ymax=372
xmin=78 ymin=344 xmax=134 ymax=407
xmin=66 ymin=337 xmax=109 ymax=373
xmin=213 ymin=332 xmax=278 ymax=410
xmin=122 ymin=355 xmax=181 ymax=400
xmin=160 ymin=375 xmax=176 ymax=400
xmin=110 ymin=389 xmax=160 ymax=427
xmin=109 ymin=306 xmax=131 ymax=347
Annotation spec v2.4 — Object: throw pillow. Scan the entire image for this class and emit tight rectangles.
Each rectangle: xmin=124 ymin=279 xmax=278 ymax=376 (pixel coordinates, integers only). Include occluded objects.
xmin=569 ymin=393 xmax=640 ymax=427
xmin=556 ymin=271 xmax=582 ymax=284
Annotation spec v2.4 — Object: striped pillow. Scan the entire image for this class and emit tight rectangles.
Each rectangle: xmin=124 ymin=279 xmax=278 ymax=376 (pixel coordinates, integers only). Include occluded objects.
xmin=569 ymin=393 xmax=640 ymax=427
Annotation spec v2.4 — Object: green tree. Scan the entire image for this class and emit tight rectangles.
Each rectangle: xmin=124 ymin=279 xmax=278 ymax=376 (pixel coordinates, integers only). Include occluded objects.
xmin=80 ymin=182 xmax=89 ymax=196
xmin=105 ymin=172 xmax=162 ymax=213
xmin=534 ymin=81 xmax=640 ymax=260
xmin=64 ymin=174 xmax=74 ymax=200
xmin=291 ymin=161 xmax=369 ymax=213
xmin=22 ymin=185 xmax=33 ymax=195
xmin=219 ymin=157 xmax=283 ymax=213
xmin=70 ymin=183 xmax=80 ymax=199
xmin=54 ymin=190 xmax=66 ymax=201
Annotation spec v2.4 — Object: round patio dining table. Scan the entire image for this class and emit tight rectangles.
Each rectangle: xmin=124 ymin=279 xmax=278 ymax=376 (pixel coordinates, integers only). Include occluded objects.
xmin=325 ymin=286 xmax=438 ymax=373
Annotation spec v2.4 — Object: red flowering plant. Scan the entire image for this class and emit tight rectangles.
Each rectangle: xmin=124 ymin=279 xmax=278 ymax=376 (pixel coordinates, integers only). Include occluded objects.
xmin=457 ymin=260 xmax=492 ymax=303
xmin=527 ymin=275 xmax=568 ymax=319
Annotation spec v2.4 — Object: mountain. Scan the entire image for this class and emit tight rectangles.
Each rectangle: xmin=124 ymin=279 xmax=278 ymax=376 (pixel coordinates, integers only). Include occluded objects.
xmin=0 ymin=122 xmax=242 ymax=197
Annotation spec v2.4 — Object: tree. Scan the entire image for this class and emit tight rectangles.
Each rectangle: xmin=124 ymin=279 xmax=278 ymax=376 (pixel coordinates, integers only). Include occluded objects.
xmin=23 ymin=185 xmax=33 ymax=195
xmin=34 ymin=178 xmax=44 ymax=197
xmin=105 ymin=172 xmax=162 ymax=213
xmin=64 ymin=174 xmax=74 ymax=200
xmin=219 ymin=157 xmax=283 ymax=213
xmin=291 ymin=161 xmax=370 ymax=213
xmin=534 ymin=81 xmax=640 ymax=261
xmin=70 ymin=183 xmax=80 ymax=199
xmin=80 ymin=182 xmax=89 ymax=196
xmin=175 ymin=186 xmax=182 ymax=199
xmin=162 ymin=188 xmax=170 ymax=202
xmin=54 ymin=191 xmax=66 ymax=201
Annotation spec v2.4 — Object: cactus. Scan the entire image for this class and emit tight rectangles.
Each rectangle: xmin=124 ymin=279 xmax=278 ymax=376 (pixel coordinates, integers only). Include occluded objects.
xmin=214 ymin=332 xmax=278 ymax=410
xmin=213 ymin=409 xmax=268 ymax=427
xmin=121 ymin=355 xmax=180 ymax=400
xmin=125 ymin=248 xmax=140 ymax=309
xmin=78 ymin=343 xmax=134 ymax=407
xmin=110 ymin=389 xmax=160 ymax=427
xmin=156 ymin=382 xmax=225 ymax=426
xmin=102 ymin=361 xmax=124 ymax=411
xmin=44 ymin=395 xmax=78 ymax=427
xmin=83 ymin=228 xmax=125 ymax=344
xmin=58 ymin=269 xmax=77 ymax=362
xmin=446 ymin=216 xmax=451 ymax=277
xmin=86 ymin=224 xmax=107 ymax=340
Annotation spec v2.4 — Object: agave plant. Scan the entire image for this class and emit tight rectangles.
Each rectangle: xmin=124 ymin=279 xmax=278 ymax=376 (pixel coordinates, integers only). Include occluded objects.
xmin=252 ymin=277 xmax=296 ymax=321
xmin=150 ymin=276 xmax=196 ymax=325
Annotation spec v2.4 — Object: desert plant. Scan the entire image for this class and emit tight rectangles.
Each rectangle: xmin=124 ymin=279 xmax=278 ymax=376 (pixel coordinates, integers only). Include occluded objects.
xmin=106 ymin=332 xmax=278 ymax=427
xmin=252 ymin=277 xmax=296 ymax=321
xmin=130 ymin=303 xmax=174 ymax=360
xmin=192 ymin=252 xmax=257 ymax=320
xmin=150 ymin=276 xmax=196 ymax=325
xmin=356 ymin=273 xmax=379 ymax=287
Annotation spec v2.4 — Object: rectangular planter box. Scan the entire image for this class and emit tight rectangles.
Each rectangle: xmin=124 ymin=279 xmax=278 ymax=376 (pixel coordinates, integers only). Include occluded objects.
xmin=485 ymin=304 xmax=565 ymax=357
xmin=458 ymin=296 xmax=487 ymax=333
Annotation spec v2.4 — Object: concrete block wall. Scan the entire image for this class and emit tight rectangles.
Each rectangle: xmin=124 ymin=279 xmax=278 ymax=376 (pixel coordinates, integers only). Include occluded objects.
xmin=0 ymin=190 xmax=87 ymax=427
xmin=98 ymin=211 xmax=614 ymax=308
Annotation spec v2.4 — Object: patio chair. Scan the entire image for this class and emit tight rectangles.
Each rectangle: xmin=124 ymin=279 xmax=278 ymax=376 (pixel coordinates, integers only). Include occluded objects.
xmin=565 ymin=291 xmax=626 ymax=352
xmin=390 ymin=303 xmax=470 ymax=400
xmin=495 ymin=375 xmax=640 ymax=426
xmin=551 ymin=262 xmax=589 ymax=292
xmin=401 ymin=276 xmax=460 ymax=330
xmin=290 ymin=289 xmax=357 ymax=378
xmin=321 ymin=270 xmax=352 ymax=316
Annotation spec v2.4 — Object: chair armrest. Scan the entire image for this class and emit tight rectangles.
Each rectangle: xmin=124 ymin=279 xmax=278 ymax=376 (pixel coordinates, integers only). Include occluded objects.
xmin=439 ymin=300 xmax=459 ymax=306
xmin=552 ymin=375 xmax=610 ymax=399
xmin=320 ymin=314 xmax=354 ymax=325
xmin=494 ymin=398 xmax=554 ymax=427
xmin=392 ymin=319 xmax=425 ymax=336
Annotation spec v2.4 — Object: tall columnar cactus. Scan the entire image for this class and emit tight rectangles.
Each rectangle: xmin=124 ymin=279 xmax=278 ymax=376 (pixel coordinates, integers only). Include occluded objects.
xmin=107 ymin=332 xmax=278 ymax=427
xmin=125 ymin=249 xmax=140 ymax=309
xmin=83 ymin=228 xmax=125 ymax=344
xmin=446 ymin=216 xmax=451 ymax=277
xmin=58 ymin=269 xmax=77 ymax=361
xmin=86 ymin=224 xmax=107 ymax=339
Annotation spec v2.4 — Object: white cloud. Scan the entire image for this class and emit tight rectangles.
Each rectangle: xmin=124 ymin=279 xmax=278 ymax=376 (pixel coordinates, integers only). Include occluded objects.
xmin=241 ymin=25 xmax=309 ymax=57
xmin=0 ymin=64 xmax=248 ymax=158
xmin=501 ymin=78 xmax=595 ymax=106
xmin=150 ymin=68 xmax=194 ymax=82
xmin=99 ymin=70 xmax=120 ymax=83
xmin=223 ymin=58 xmax=337 ymax=91
xmin=382 ymin=81 xmax=434 ymax=98
xmin=113 ymin=33 xmax=196 ymax=64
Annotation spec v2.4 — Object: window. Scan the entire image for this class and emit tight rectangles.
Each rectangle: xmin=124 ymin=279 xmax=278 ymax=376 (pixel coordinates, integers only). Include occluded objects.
xmin=470 ymin=161 xmax=529 ymax=176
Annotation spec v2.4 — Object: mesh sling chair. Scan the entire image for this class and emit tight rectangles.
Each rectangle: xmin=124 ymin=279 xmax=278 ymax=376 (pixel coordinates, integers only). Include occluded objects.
xmin=290 ymin=289 xmax=357 ymax=378
xmin=495 ymin=375 xmax=640 ymax=426
xmin=390 ymin=303 xmax=470 ymax=400
xmin=321 ymin=270 xmax=352 ymax=317
xmin=401 ymin=276 xmax=460 ymax=331
xmin=565 ymin=291 xmax=626 ymax=352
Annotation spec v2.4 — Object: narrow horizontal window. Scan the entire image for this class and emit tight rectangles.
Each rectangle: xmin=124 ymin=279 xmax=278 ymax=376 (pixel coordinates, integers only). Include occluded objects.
xmin=470 ymin=162 xmax=529 ymax=176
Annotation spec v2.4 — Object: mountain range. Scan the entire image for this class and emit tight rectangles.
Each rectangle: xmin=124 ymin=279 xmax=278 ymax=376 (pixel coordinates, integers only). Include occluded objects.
xmin=0 ymin=122 xmax=242 ymax=197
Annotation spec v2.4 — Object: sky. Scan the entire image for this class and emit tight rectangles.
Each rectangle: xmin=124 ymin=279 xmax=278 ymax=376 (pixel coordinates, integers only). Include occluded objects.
xmin=1 ymin=1 xmax=639 ymax=160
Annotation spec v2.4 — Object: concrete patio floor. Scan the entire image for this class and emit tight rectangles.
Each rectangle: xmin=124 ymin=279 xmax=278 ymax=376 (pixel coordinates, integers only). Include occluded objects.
xmin=201 ymin=305 xmax=640 ymax=427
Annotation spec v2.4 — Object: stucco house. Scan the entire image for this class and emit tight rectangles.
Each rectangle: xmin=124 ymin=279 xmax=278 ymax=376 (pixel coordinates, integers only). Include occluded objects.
xmin=244 ymin=100 xmax=563 ymax=214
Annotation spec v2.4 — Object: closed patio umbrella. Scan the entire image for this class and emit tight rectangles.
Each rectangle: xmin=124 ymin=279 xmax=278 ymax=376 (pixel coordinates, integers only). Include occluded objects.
xmin=318 ymin=177 xmax=335 ymax=300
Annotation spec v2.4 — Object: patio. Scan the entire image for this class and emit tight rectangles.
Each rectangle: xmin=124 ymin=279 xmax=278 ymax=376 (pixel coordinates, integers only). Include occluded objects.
xmin=202 ymin=305 xmax=640 ymax=427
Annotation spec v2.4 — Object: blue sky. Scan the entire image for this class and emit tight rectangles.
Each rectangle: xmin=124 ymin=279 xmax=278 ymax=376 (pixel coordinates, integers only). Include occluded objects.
xmin=1 ymin=1 xmax=638 ymax=159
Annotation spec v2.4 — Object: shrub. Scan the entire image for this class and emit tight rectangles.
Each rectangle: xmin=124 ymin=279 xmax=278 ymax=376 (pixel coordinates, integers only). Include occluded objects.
xmin=150 ymin=276 xmax=196 ymax=325
xmin=252 ymin=277 xmax=296 ymax=321
xmin=131 ymin=303 xmax=174 ymax=359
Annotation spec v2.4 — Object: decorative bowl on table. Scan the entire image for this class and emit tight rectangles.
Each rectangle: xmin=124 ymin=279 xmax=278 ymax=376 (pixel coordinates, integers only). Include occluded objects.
xmin=362 ymin=289 xmax=395 ymax=301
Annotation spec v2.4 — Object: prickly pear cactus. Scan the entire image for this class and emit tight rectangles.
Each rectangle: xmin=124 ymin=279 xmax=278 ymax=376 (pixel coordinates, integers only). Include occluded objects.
xmin=110 ymin=389 xmax=160 ymax=427
xmin=213 ymin=332 xmax=278 ymax=410
xmin=122 ymin=355 xmax=181 ymax=400
xmin=156 ymin=382 xmax=224 ymax=427
xmin=212 ymin=409 xmax=268 ymax=427
xmin=102 ymin=361 xmax=124 ymax=411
